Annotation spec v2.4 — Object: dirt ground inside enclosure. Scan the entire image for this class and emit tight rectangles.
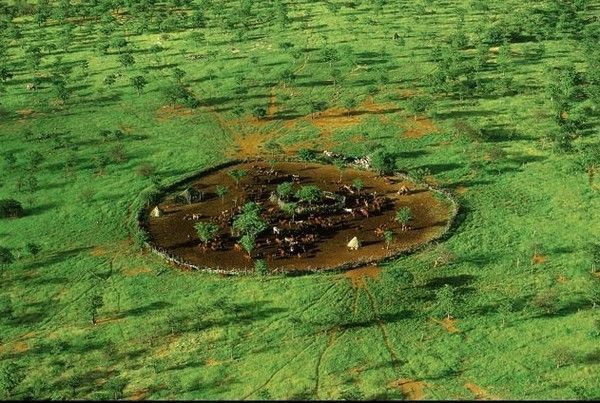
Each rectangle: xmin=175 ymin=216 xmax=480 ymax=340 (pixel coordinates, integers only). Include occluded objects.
xmin=145 ymin=161 xmax=453 ymax=273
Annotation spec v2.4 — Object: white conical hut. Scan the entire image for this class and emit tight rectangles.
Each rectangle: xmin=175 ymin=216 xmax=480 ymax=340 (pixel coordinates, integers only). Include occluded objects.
xmin=150 ymin=206 xmax=163 ymax=218
xmin=347 ymin=236 xmax=360 ymax=250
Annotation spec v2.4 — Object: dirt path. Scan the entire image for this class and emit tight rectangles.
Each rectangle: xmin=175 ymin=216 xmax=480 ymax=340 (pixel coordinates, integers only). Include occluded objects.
xmin=241 ymin=339 xmax=318 ymax=400
xmin=344 ymin=266 xmax=382 ymax=289
xmin=314 ymin=327 xmax=344 ymax=399
xmin=363 ymin=286 xmax=401 ymax=369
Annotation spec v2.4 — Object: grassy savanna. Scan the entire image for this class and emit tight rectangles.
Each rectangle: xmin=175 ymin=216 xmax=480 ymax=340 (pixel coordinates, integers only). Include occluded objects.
xmin=0 ymin=0 xmax=599 ymax=400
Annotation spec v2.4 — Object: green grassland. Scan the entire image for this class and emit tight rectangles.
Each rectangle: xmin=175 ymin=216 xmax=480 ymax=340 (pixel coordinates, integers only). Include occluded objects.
xmin=0 ymin=0 xmax=599 ymax=400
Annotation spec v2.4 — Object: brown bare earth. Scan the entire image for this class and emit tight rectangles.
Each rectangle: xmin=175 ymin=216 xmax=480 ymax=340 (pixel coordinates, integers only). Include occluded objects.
xmin=345 ymin=265 xmax=382 ymax=288
xmin=532 ymin=254 xmax=546 ymax=264
xmin=402 ymin=116 xmax=440 ymax=138
xmin=145 ymin=161 xmax=453 ymax=273
xmin=128 ymin=388 xmax=149 ymax=401
xmin=122 ymin=267 xmax=153 ymax=276
xmin=430 ymin=316 xmax=460 ymax=333
xmin=219 ymin=96 xmax=434 ymax=159
xmin=465 ymin=382 xmax=500 ymax=400
xmin=391 ymin=378 xmax=426 ymax=400
xmin=154 ymin=104 xmax=196 ymax=121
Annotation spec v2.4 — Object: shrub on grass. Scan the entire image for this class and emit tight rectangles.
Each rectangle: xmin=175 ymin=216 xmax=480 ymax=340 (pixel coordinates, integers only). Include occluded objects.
xmin=0 ymin=247 xmax=14 ymax=266
xmin=162 ymin=83 xmax=199 ymax=108
xmin=370 ymin=149 xmax=395 ymax=175
xmin=531 ymin=289 xmax=559 ymax=314
xmin=254 ymin=259 xmax=268 ymax=275
xmin=25 ymin=242 xmax=41 ymax=257
xmin=0 ymin=199 xmax=24 ymax=218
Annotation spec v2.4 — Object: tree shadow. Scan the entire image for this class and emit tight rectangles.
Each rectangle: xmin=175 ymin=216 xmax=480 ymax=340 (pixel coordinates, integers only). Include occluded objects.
xmin=116 ymin=301 xmax=174 ymax=319
xmin=26 ymin=202 xmax=59 ymax=215
xmin=19 ymin=246 xmax=93 ymax=270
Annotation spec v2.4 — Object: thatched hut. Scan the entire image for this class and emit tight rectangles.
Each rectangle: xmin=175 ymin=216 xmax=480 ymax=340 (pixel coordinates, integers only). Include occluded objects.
xmin=347 ymin=236 xmax=361 ymax=250
xmin=150 ymin=206 xmax=164 ymax=218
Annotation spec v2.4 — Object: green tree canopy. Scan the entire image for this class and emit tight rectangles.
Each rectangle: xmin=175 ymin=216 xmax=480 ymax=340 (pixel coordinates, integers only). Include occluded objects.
xmin=295 ymin=185 xmax=323 ymax=205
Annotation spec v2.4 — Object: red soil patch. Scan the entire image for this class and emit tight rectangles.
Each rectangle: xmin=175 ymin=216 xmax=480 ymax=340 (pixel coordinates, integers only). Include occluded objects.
xmin=145 ymin=161 xmax=453 ymax=273
xmin=309 ymin=96 xmax=399 ymax=135
xmin=123 ymin=267 xmax=153 ymax=276
xmin=205 ymin=358 xmax=222 ymax=367
xmin=349 ymin=134 xmax=366 ymax=143
xmin=13 ymin=341 xmax=30 ymax=353
xmin=91 ymin=239 xmax=133 ymax=258
xmin=155 ymin=104 xmax=196 ymax=121
xmin=465 ymin=382 xmax=500 ymax=400
xmin=532 ymin=254 xmax=546 ymax=264
xmin=129 ymin=388 xmax=149 ymax=401
xmin=0 ymin=341 xmax=30 ymax=356
xmin=17 ymin=109 xmax=36 ymax=118
xmin=345 ymin=265 xmax=382 ymax=288
xmin=391 ymin=378 xmax=426 ymax=400
xmin=423 ymin=175 xmax=441 ymax=186
xmin=402 ymin=116 xmax=440 ymax=139
xmin=217 ymin=95 xmax=435 ymax=159
xmin=455 ymin=186 xmax=469 ymax=195
xmin=90 ymin=246 xmax=107 ymax=257
xmin=119 ymin=124 xmax=134 ymax=134
xmin=431 ymin=316 xmax=460 ymax=333
xmin=398 ymin=89 xmax=417 ymax=98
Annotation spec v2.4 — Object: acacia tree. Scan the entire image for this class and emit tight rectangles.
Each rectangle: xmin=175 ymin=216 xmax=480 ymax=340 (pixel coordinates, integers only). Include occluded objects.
xmin=228 ymin=169 xmax=247 ymax=188
xmin=371 ymin=149 xmax=396 ymax=175
xmin=131 ymin=75 xmax=148 ymax=94
xmin=295 ymin=185 xmax=323 ymax=205
xmin=194 ymin=222 xmax=220 ymax=248
xmin=0 ymin=247 xmax=14 ymax=267
xmin=239 ymin=234 xmax=256 ymax=258
xmin=433 ymin=284 xmax=456 ymax=319
xmin=118 ymin=53 xmax=135 ymax=69
xmin=86 ymin=291 xmax=104 ymax=325
xmin=395 ymin=206 xmax=412 ymax=231
xmin=383 ymin=230 xmax=394 ymax=249
xmin=276 ymin=181 xmax=294 ymax=201
xmin=215 ymin=185 xmax=229 ymax=203
xmin=343 ymin=97 xmax=358 ymax=117
xmin=0 ymin=199 xmax=24 ymax=218
xmin=263 ymin=140 xmax=283 ymax=164
xmin=254 ymin=259 xmax=268 ymax=275
xmin=352 ymin=178 xmax=364 ymax=193
xmin=25 ymin=242 xmax=41 ymax=258
xmin=281 ymin=201 xmax=297 ymax=223
xmin=333 ymin=159 xmax=345 ymax=182
xmin=576 ymin=142 xmax=600 ymax=188
xmin=232 ymin=202 xmax=267 ymax=240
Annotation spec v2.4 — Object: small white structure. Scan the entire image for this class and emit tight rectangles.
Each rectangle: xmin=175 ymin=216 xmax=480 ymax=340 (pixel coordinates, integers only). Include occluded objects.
xmin=150 ymin=206 xmax=163 ymax=218
xmin=347 ymin=236 xmax=360 ymax=250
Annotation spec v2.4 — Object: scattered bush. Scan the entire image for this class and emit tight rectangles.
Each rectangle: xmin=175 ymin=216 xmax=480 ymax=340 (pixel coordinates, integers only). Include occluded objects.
xmin=0 ymin=199 xmax=24 ymax=218
xmin=0 ymin=247 xmax=14 ymax=266
xmin=162 ymin=83 xmax=199 ymax=108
